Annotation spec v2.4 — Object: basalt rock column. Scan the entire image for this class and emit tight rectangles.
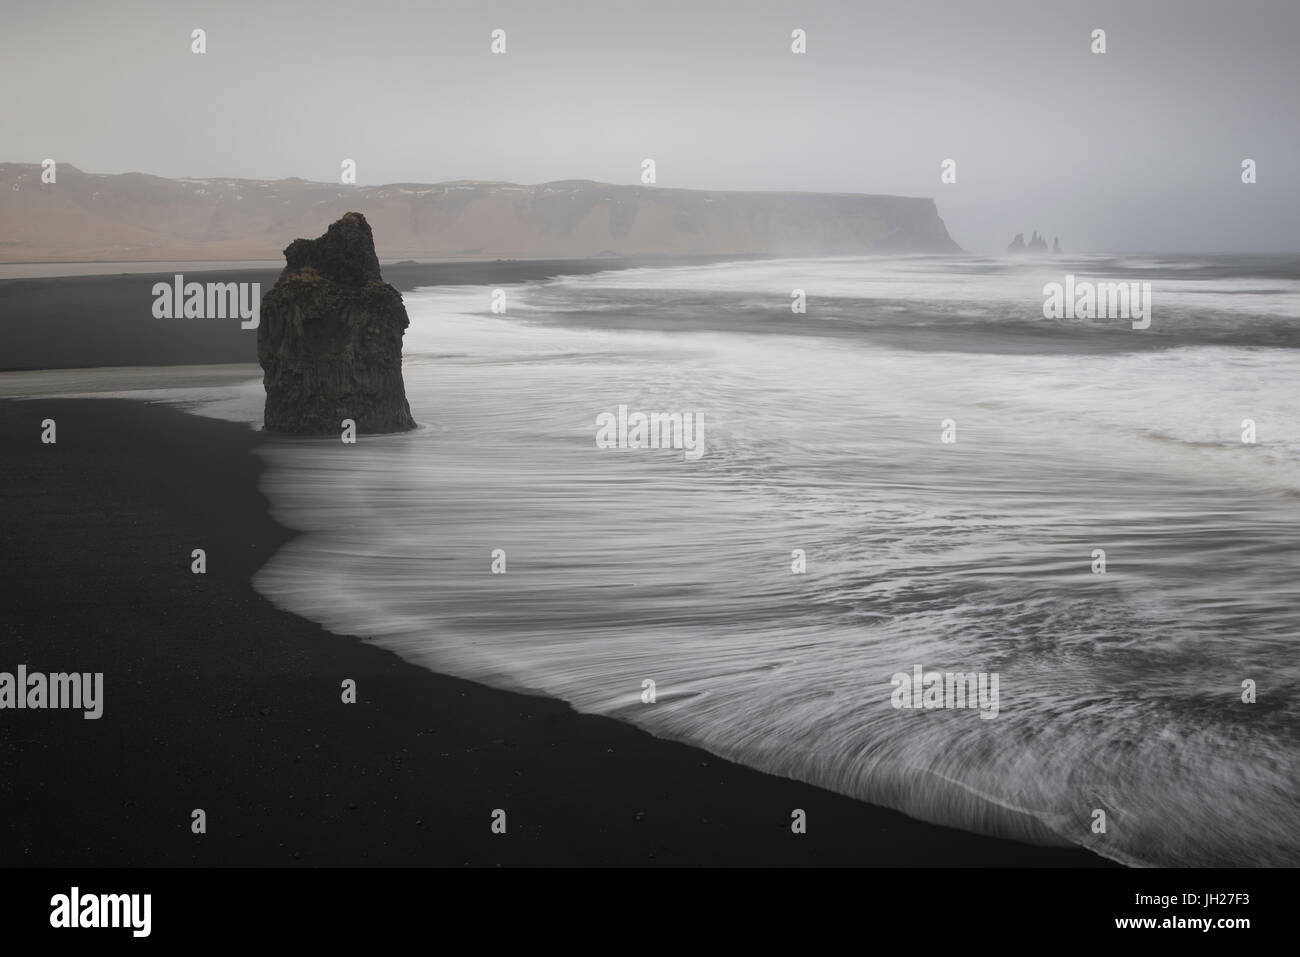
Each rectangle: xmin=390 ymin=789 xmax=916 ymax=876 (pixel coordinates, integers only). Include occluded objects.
xmin=258 ymin=212 xmax=417 ymax=434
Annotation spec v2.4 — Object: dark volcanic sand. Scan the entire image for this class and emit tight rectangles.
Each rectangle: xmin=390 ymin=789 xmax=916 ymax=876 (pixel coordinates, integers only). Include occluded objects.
xmin=0 ymin=398 xmax=1111 ymax=866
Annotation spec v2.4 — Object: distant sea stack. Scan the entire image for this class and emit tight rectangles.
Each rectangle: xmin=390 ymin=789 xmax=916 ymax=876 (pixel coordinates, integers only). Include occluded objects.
xmin=1007 ymin=231 xmax=1059 ymax=256
xmin=258 ymin=213 xmax=416 ymax=435
xmin=0 ymin=164 xmax=960 ymax=260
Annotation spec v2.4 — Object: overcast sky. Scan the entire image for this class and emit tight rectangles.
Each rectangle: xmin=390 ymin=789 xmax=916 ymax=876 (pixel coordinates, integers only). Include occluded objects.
xmin=3 ymin=0 xmax=1297 ymax=253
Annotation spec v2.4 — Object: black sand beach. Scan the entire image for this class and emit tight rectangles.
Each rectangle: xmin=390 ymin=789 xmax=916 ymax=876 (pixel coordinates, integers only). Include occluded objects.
xmin=0 ymin=397 xmax=1110 ymax=866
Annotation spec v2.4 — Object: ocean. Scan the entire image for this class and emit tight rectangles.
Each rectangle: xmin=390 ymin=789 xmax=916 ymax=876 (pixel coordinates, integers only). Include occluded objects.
xmin=46 ymin=254 xmax=1300 ymax=866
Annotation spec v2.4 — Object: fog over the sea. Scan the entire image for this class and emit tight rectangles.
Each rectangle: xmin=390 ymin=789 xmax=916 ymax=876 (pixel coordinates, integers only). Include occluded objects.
xmin=2 ymin=0 xmax=1297 ymax=253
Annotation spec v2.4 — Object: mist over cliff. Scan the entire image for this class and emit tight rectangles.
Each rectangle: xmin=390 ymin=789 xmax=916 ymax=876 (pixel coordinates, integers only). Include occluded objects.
xmin=0 ymin=164 xmax=959 ymax=262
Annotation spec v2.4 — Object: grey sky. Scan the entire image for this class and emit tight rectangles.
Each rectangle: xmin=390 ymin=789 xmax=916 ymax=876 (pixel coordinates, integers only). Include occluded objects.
xmin=3 ymin=0 xmax=1297 ymax=252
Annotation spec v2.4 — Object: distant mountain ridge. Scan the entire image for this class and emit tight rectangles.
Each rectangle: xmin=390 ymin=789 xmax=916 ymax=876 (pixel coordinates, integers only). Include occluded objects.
xmin=0 ymin=163 xmax=960 ymax=262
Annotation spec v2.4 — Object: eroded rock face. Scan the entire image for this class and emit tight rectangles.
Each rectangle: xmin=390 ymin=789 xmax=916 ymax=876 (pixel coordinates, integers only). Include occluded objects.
xmin=258 ymin=212 xmax=416 ymax=434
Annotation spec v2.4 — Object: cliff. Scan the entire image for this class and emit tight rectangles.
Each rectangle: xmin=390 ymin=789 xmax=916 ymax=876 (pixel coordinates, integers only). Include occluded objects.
xmin=0 ymin=163 xmax=961 ymax=262
xmin=258 ymin=213 xmax=416 ymax=435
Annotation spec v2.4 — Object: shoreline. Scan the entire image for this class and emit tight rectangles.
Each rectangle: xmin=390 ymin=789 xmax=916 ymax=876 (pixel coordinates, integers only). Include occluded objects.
xmin=0 ymin=255 xmax=766 ymax=372
xmin=0 ymin=396 xmax=1112 ymax=867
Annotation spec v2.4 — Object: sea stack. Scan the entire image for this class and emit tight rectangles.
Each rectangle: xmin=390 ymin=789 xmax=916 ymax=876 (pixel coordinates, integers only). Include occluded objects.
xmin=258 ymin=212 xmax=416 ymax=434
xmin=1007 ymin=231 xmax=1055 ymax=256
